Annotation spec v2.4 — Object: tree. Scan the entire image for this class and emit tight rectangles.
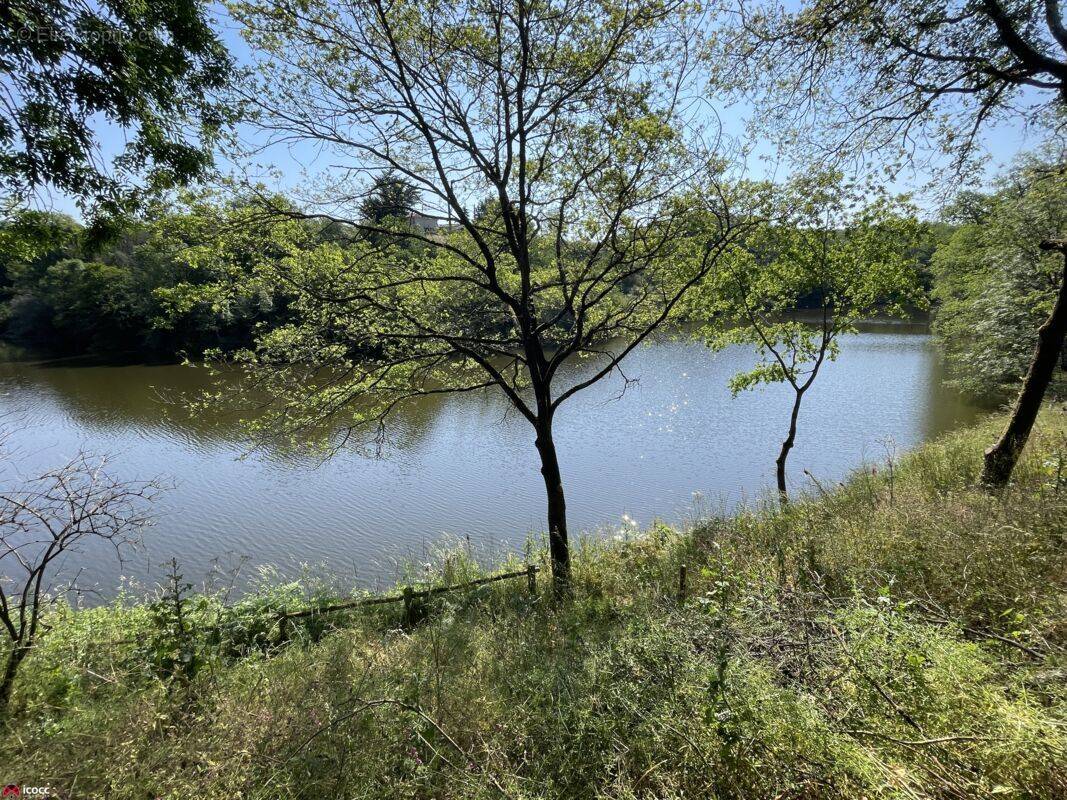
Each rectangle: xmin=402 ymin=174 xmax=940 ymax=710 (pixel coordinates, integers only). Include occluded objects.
xmin=360 ymin=172 xmax=422 ymax=225
xmin=0 ymin=0 xmax=233 ymax=217
xmin=932 ymin=158 xmax=1067 ymax=401
xmin=989 ymin=236 xmax=1067 ymax=477
xmin=0 ymin=449 xmax=160 ymax=711
xmin=0 ymin=202 xmax=302 ymax=356
xmin=37 ymin=258 xmax=137 ymax=347
xmin=722 ymin=0 xmax=1067 ymax=171
xmin=721 ymin=0 xmax=1067 ymax=488
xmin=193 ymin=0 xmax=748 ymax=593
xmin=692 ymin=173 xmax=926 ymax=500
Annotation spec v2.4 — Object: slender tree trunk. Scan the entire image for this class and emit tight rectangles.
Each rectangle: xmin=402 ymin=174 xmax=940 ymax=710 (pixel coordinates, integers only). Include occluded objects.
xmin=776 ymin=389 xmax=806 ymax=502
xmin=981 ymin=244 xmax=1067 ymax=487
xmin=0 ymin=642 xmax=29 ymax=714
xmin=534 ymin=416 xmax=571 ymax=594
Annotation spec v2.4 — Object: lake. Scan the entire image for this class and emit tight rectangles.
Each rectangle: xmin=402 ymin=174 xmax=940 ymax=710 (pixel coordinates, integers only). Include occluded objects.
xmin=0 ymin=323 xmax=984 ymax=599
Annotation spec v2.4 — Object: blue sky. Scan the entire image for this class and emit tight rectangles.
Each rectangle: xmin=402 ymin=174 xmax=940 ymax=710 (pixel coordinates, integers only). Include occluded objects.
xmin=38 ymin=4 xmax=1050 ymax=221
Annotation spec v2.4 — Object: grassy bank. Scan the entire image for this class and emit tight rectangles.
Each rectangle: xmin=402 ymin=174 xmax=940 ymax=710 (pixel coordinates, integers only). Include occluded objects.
xmin=3 ymin=413 xmax=1066 ymax=799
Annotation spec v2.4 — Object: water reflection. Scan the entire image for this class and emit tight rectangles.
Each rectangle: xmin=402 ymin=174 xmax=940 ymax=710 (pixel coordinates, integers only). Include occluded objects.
xmin=1 ymin=326 xmax=984 ymax=599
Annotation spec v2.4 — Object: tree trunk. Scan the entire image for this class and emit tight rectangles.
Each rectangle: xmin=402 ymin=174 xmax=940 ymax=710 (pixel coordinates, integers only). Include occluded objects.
xmin=534 ymin=417 xmax=571 ymax=595
xmin=981 ymin=245 xmax=1067 ymax=488
xmin=0 ymin=642 xmax=29 ymax=714
xmin=776 ymin=389 xmax=805 ymax=502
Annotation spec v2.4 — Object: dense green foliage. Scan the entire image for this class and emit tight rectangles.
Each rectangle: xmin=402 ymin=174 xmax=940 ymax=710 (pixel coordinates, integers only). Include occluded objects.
xmin=931 ymin=160 xmax=1067 ymax=401
xmin=0 ymin=184 xmax=925 ymax=366
xmin=0 ymin=157 xmax=438 ymax=356
xmin=2 ymin=412 xmax=1065 ymax=798
xmin=0 ymin=201 xmax=391 ymax=355
xmin=0 ymin=0 xmax=233 ymax=217
xmin=0 ymin=207 xmax=280 ymax=355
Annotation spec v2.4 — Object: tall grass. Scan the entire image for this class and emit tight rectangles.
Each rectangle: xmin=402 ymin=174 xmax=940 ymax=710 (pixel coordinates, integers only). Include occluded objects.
xmin=2 ymin=412 xmax=1065 ymax=799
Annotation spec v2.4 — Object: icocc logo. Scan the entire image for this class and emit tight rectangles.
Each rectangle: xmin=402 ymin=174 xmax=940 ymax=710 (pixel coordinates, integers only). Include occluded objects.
xmin=2 ymin=786 xmax=53 ymax=798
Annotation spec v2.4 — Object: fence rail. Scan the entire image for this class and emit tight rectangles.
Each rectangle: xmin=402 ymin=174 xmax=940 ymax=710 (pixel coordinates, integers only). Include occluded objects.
xmin=277 ymin=564 xmax=540 ymax=624
xmin=37 ymin=565 xmax=542 ymax=652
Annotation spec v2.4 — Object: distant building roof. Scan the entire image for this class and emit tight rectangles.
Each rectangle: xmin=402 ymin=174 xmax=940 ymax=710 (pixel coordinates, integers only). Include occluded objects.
xmin=406 ymin=211 xmax=459 ymax=236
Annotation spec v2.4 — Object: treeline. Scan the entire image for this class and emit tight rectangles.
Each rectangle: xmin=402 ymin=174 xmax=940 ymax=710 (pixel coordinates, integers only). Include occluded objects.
xmin=0 ymin=182 xmax=480 ymax=358
xmin=0 ymin=206 xmax=917 ymax=359
xmin=0 ymin=159 xmax=1063 ymax=409
xmin=0 ymin=203 xmax=312 ymax=358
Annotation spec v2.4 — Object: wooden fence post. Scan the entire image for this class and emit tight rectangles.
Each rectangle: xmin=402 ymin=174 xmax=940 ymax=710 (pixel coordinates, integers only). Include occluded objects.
xmin=677 ymin=563 xmax=687 ymax=606
xmin=402 ymin=586 xmax=414 ymax=627
xmin=275 ymin=614 xmax=290 ymax=647
xmin=527 ymin=564 xmax=537 ymax=595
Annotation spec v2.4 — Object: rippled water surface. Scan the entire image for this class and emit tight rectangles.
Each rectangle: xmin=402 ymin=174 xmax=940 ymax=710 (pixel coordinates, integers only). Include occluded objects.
xmin=0 ymin=324 xmax=983 ymax=598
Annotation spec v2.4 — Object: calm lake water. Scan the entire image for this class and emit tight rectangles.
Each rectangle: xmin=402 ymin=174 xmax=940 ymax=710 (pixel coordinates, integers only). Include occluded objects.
xmin=1 ymin=323 xmax=984 ymax=599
